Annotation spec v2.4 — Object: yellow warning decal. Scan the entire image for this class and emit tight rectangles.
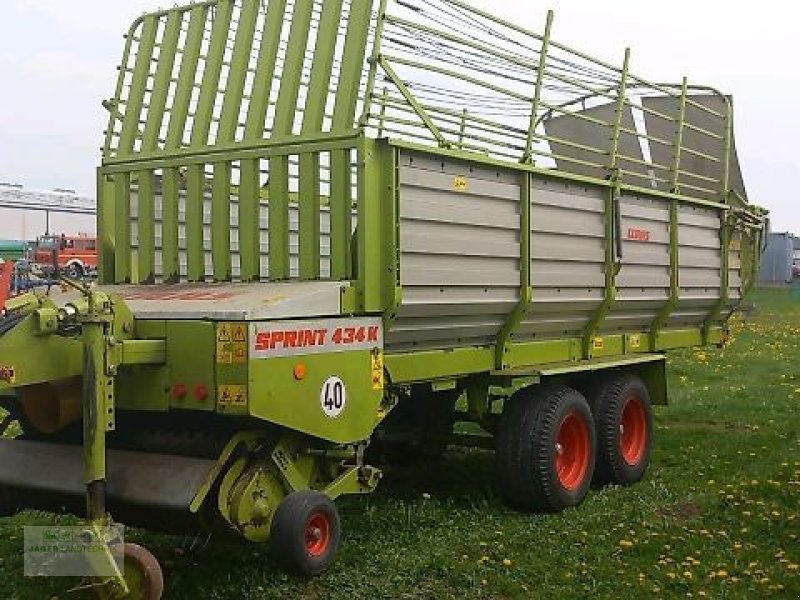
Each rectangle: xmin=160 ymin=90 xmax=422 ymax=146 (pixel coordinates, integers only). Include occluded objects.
xmin=454 ymin=176 xmax=468 ymax=192
xmin=217 ymin=323 xmax=248 ymax=364
xmin=370 ymin=348 xmax=384 ymax=391
xmin=0 ymin=366 xmax=15 ymax=384
xmin=592 ymin=337 xmax=604 ymax=350
xmin=218 ymin=384 xmax=248 ymax=407
xmin=629 ymin=334 xmax=641 ymax=349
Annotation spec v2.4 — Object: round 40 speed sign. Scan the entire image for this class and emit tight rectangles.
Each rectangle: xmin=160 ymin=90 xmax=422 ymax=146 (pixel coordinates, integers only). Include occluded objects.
xmin=320 ymin=376 xmax=347 ymax=418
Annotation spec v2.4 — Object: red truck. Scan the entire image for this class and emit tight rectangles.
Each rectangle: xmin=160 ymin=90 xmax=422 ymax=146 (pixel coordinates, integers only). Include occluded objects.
xmin=32 ymin=234 xmax=97 ymax=278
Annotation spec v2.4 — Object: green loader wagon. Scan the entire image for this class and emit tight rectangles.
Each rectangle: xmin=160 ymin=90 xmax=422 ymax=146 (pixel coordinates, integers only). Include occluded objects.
xmin=0 ymin=0 xmax=766 ymax=597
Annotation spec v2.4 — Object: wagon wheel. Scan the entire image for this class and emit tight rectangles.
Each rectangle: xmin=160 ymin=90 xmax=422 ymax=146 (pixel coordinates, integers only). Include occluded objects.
xmin=496 ymin=385 xmax=596 ymax=512
xmin=95 ymin=543 xmax=164 ymax=600
xmin=586 ymin=373 xmax=653 ymax=486
xmin=270 ymin=491 xmax=341 ymax=577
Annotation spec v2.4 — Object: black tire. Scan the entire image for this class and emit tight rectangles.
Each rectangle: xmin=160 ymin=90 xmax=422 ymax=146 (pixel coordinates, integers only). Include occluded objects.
xmin=66 ymin=263 xmax=85 ymax=279
xmin=270 ymin=491 xmax=341 ymax=577
xmin=587 ymin=372 xmax=653 ymax=487
xmin=496 ymin=385 xmax=596 ymax=513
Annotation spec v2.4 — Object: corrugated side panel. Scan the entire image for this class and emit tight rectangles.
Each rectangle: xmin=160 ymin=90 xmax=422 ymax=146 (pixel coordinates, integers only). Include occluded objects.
xmin=728 ymin=230 xmax=743 ymax=310
xmin=667 ymin=204 xmax=722 ymax=328
xmin=601 ymin=193 xmax=670 ymax=333
xmin=130 ymin=189 xmax=355 ymax=281
xmin=517 ymin=177 xmax=605 ymax=340
xmin=387 ymin=152 xmax=521 ymax=352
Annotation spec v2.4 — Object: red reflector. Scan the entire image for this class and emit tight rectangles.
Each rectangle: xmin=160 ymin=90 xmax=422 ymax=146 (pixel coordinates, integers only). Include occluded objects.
xmin=171 ymin=383 xmax=187 ymax=399
xmin=193 ymin=384 xmax=209 ymax=401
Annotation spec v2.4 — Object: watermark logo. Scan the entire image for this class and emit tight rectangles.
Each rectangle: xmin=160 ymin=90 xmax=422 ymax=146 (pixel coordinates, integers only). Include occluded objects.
xmin=24 ymin=526 xmax=124 ymax=577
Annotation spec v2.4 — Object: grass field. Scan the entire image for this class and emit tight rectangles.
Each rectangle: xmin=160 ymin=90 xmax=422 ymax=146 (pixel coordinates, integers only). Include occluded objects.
xmin=1 ymin=287 xmax=798 ymax=599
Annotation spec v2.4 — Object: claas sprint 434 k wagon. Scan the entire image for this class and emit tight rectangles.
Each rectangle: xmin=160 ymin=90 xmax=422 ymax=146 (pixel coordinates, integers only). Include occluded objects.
xmin=0 ymin=0 xmax=766 ymax=597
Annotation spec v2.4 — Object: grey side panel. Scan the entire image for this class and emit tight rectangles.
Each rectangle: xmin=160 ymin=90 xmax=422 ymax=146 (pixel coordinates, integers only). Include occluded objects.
xmin=642 ymin=95 xmax=746 ymax=201
xmin=601 ymin=193 xmax=670 ymax=333
xmin=518 ymin=177 xmax=605 ymax=339
xmin=389 ymin=152 xmax=521 ymax=352
xmin=668 ymin=204 xmax=722 ymax=328
xmin=542 ymin=104 xmax=646 ymax=182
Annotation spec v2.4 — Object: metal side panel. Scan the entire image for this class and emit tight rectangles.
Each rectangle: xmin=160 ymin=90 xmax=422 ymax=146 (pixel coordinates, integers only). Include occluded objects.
xmin=603 ymin=193 xmax=670 ymax=333
xmin=388 ymin=151 xmax=521 ymax=352
xmin=643 ymin=95 xmax=746 ymax=201
xmin=542 ymin=104 xmax=646 ymax=182
xmin=101 ymin=281 xmax=346 ymax=321
xmin=0 ymin=439 xmax=215 ymax=512
xmin=521 ymin=176 xmax=605 ymax=339
xmin=668 ymin=203 xmax=722 ymax=327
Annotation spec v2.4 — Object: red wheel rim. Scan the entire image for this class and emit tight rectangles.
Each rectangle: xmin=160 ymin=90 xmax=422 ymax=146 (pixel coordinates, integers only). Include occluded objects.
xmin=555 ymin=411 xmax=591 ymax=490
xmin=620 ymin=395 xmax=647 ymax=466
xmin=305 ymin=511 xmax=331 ymax=557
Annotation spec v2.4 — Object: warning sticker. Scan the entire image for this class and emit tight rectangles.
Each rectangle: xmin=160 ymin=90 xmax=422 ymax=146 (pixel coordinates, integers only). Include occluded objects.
xmin=592 ymin=337 xmax=604 ymax=351
xmin=0 ymin=366 xmax=15 ymax=384
xmin=629 ymin=334 xmax=641 ymax=349
xmin=217 ymin=323 xmax=248 ymax=364
xmin=454 ymin=176 xmax=468 ymax=192
xmin=370 ymin=348 xmax=384 ymax=391
xmin=218 ymin=385 xmax=248 ymax=407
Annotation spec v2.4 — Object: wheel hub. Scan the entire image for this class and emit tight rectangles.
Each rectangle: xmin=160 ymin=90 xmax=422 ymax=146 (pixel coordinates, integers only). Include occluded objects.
xmin=554 ymin=411 xmax=591 ymax=491
xmin=620 ymin=395 xmax=647 ymax=466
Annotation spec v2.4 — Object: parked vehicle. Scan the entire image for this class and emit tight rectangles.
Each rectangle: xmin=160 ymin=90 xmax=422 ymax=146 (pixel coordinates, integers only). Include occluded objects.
xmin=31 ymin=233 xmax=97 ymax=278
xmin=0 ymin=1 xmax=767 ymax=597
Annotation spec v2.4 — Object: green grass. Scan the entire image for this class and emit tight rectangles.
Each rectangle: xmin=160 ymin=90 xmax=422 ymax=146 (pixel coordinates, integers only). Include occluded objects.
xmin=1 ymin=288 xmax=799 ymax=599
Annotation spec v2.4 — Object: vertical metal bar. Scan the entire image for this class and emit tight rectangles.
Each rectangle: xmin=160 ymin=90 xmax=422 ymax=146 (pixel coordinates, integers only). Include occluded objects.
xmin=608 ymin=49 xmax=631 ymax=173
xmin=137 ymin=171 xmax=156 ymax=284
xmin=268 ymin=157 xmax=290 ymax=280
xmin=329 ymin=151 xmax=352 ymax=280
xmin=97 ymin=171 xmax=115 ymax=285
xmin=357 ymin=139 xmax=385 ymax=311
xmin=212 ymin=163 xmax=232 ymax=281
xmin=141 ymin=12 xmax=182 ymax=153
xmin=357 ymin=0 xmax=389 ymax=128
xmin=330 ymin=0 xmax=374 ymax=281
xmin=117 ymin=15 xmax=158 ymax=156
xmin=165 ymin=6 xmax=207 ymax=150
xmin=377 ymin=87 xmax=389 ymax=138
xmin=186 ymin=165 xmax=206 ymax=282
xmin=523 ymin=10 xmax=553 ymax=163
xmin=217 ymin=0 xmax=259 ymax=144
xmin=239 ymin=159 xmax=261 ymax=281
xmin=583 ymin=48 xmax=630 ymax=358
xmin=243 ymin=0 xmax=287 ymax=140
xmin=113 ymin=173 xmax=132 ymax=283
xmin=104 ymin=19 xmax=137 ymax=155
xmin=496 ymin=173 xmax=532 ymax=369
xmin=720 ymin=97 xmax=733 ymax=202
xmin=298 ymin=0 xmax=345 ymax=280
xmin=161 ymin=169 xmax=181 ymax=283
xmin=298 ymin=152 xmax=321 ymax=280
xmin=650 ymin=197 xmax=680 ymax=349
xmin=670 ymin=77 xmax=689 ymax=193
xmin=190 ymin=0 xmax=233 ymax=146
xmin=458 ymin=109 xmax=467 ymax=150
xmin=273 ymin=0 xmax=314 ymax=136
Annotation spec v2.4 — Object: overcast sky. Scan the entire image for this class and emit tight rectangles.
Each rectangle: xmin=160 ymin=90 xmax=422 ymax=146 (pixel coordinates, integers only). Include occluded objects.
xmin=0 ymin=1 xmax=798 ymax=233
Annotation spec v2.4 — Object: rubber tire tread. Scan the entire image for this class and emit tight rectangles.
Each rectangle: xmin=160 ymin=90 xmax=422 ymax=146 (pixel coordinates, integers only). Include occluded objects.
xmin=588 ymin=372 xmax=653 ymax=487
xmin=496 ymin=385 xmax=596 ymax=513
xmin=269 ymin=491 xmax=341 ymax=577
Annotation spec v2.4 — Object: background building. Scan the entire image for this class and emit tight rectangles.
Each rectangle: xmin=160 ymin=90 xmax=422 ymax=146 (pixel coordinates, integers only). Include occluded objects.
xmin=0 ymin=183 xmax=95 ymax=241
xmin=760 ymin=231 xmax=796 ymax=285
